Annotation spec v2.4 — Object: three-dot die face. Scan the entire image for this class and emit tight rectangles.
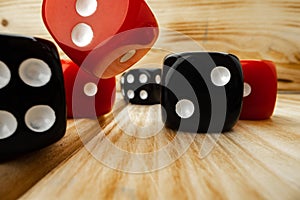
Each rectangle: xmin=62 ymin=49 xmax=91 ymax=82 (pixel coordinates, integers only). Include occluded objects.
xmin=240 ymin=60 xmax=277 ymax=120
xmin=120 ymin=68 xmax=161 ymax=105
xmin=0 ymin=34 xmax=66 ymax=158
xmin=42 ymin=0 xmax=159 ymax=78
xmin=61 ymin=60 xmax=116 ymax=118
xmin=161 ymin=52 xmax=243 ymax=133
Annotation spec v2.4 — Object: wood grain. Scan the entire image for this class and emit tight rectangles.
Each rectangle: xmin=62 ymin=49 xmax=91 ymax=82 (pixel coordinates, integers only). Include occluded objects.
xmin=0 ymin=119 xmax=93 ymax=200
xmin=0 ymin=0 xmax=300 ymax=90
xmin=0 ymin=94 xmax=299 ymax=200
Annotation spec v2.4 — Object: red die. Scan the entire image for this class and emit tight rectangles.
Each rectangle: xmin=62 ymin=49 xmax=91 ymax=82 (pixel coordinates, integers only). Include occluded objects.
xmin=42 ymin=0 xmax=159 ymax=78
xmin=61 ymin=60 xmax=116 ymax=118
xmin=240 ymin=60 xmax=277 ymax=120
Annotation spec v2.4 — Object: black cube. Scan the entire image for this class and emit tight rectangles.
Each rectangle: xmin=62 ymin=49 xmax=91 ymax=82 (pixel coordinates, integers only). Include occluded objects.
xmin=120 ymin=68 xmax=161 ymax=105
xmin=0 ymin=34 xmax=66 ymax=159
xmin=161 ymin=52 xmax=243 ymax=133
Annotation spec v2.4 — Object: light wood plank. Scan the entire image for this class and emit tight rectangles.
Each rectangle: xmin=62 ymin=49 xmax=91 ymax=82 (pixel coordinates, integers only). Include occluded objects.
xmin=0 ymin=119 xmax=100 ymax=200
xmin=16 ymin=94 xmax=300 ymax=200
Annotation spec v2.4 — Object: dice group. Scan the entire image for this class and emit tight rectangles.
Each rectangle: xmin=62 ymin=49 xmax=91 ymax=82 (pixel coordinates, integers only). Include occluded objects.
xmin=0 ymin=0 xmax=279 ymax=160
xmin=0 ymin=0 xmax=159 ymax=158
xmin=0 ymin=34 xmax=66 ymax=158
xmin=120 ymin=68 xmax=161 ymax=105
xmin=120 ymin=55 xmax=278 ymax=132
xmin=42 ymin=0 xmax=159 ymax=78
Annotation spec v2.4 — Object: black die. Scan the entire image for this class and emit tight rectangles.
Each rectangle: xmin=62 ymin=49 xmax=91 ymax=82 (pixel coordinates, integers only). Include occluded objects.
xmin=120 ymin=68 xmax=161 ymax=105
xmin=161 ymin=52 xmax=243 ymax=133
xmin=0 ymin=34 xmax=66 ymax=159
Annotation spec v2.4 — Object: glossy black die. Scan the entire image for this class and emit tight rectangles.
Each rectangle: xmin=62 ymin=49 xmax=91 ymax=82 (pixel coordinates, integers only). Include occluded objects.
xmin=161 ymin=52 xmax=243 ymax=133
xmin=0 ymin=34 xmax=66 ymax=159
xmin=120 ymin=68 xmax=161 ymax=105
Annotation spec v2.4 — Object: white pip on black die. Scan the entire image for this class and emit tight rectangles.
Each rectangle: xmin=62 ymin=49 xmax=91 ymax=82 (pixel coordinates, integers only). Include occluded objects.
xmin=0 ymin=34 xmax=66 ymax=159
xmin=120 ymin=68 xmax=161 ymax=105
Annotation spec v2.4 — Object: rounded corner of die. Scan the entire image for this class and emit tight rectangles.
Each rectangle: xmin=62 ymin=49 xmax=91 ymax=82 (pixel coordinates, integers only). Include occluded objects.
xmin=163 ymin=54 xmax=179 ymax=67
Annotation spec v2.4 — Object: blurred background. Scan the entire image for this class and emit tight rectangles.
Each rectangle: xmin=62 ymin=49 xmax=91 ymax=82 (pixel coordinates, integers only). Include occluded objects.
xmin=0 ymin=0 xmax=299 ymax=91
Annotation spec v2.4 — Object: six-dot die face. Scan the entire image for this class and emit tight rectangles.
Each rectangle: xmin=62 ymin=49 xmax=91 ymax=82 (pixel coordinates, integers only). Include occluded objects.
xmin=61 ymin=60 xmax=116 ymax=118
xmin=240 ymin=60 xmax=277 ymax=120
xmin=0 ymin=34 xmax=66 ymax=159
xmin=42 ymin=0 xmax=159 ymax=78
xmin=161 ymin=52 xmax=243 ymax=133
xmin=120 ymin=68 xmax=161 ymax=105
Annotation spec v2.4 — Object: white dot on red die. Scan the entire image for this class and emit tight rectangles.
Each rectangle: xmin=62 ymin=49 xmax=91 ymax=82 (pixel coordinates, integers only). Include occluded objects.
xmin=76 ymin=0 xmax=97 ymax=17
xmin=211 ymin=66 xmax=231 ymax=86
xmin=120 ymin=50 xmax=136 ymax=63
xmin=0 ymin=111 xmax=18 ymax=139
xmin=140 ymin=90 xmax=148 ymax=100
xmin=127 ymin=90 xmax=135 ymax=99
xmin=19 ymin=58 xmax=52 ymax=87
xmin=84 ymin=82 xmax=98 ymax=97
xmin=25 ymin=105 xmax=56 ymax=133
xmin=176 ymin=99 xmax=195 ymax=119
xmin=126 ymin=74 xmax=134 ymax=83
xmin=139 ymin=74 xmax=148 ymax=83
xmin=243 ymin=82 xmax=252 ymax=97
xmin=71 ymin=23 xmax=94 ymax=47
xmin=0 ymin=61 xmax=11 ymax=89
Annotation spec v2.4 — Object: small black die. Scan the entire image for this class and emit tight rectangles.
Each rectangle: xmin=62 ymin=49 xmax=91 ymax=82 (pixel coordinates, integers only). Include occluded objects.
xmin=0 ymin=34 xmax=66 ymax=159
xmin=161 ymin=52 xmax=243 ymax=133
xmin=120 ymin=68 xmax=161 ymax=105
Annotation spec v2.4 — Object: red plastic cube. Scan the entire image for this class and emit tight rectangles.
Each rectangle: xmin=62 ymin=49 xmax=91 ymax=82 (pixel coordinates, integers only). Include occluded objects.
xmin=61 ymin=60 xmax=116 ymax=118
xmin=43 ymin=0 xmax=159 ymax=78
xmin=240 ymin=60 xmax=277 ymax=120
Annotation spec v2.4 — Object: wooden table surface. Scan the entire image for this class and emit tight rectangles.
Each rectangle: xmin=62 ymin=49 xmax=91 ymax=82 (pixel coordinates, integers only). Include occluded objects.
xmin=0 ymin=0 xmax=300 ymax=199
xmin=0 ymin=94 xmax=300 ymax=200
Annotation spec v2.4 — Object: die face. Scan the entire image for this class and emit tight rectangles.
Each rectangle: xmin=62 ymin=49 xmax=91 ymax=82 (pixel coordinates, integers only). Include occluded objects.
xmin=120 ymin=68 xmax=161 ymax=105
xmin=161 ymin=52 xmax=243 ymax=133
xmin=0 ymin=34 xmax=66 ymax=158
xmin=240 ymin=60 xmax=277 ymax=120
xmin=42 ymin=0 xmax=158 ymax=78
xmin=61 ymin=60 xmax=116 ymax=118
